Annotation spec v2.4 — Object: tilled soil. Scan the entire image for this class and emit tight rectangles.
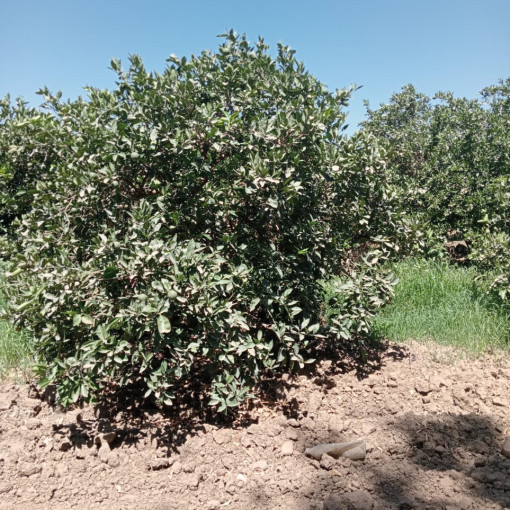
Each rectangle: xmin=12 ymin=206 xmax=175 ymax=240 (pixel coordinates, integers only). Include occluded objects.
xmin=1 ymin=341 xmax=510 ymax=510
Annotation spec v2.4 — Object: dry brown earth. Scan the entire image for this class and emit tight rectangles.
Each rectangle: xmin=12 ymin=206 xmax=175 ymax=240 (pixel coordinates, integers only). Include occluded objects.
xmin=1 ymin=341 xmax=510 ymax=510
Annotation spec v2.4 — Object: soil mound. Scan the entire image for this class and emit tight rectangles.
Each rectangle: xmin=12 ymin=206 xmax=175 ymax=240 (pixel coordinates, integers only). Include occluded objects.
xmin=1 ymin=341 xmax=509 ymax=510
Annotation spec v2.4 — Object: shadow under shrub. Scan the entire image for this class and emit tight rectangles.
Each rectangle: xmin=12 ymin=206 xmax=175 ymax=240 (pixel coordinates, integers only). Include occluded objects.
xmin=1 ymin=32 xmax=407 ymax=409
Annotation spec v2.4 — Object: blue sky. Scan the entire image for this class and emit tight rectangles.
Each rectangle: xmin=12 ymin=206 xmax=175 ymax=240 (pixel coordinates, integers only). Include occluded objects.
xmin=1 ymin=0 xmax=509 ymax=132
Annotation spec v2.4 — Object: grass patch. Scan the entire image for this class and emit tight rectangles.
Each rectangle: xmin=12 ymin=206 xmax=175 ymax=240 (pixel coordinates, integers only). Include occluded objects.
xmin=0 ymin=285 xmax=32 ymax=381
xmin=372 ymin=258 xmax=510 ymax=353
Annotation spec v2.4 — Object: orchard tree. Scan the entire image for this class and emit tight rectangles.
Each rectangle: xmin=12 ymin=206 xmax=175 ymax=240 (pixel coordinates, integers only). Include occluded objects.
xmin=2 ymin=32 xmax=406 ymax=408
xmin=362 ymin=79 xmax=510 ymax=302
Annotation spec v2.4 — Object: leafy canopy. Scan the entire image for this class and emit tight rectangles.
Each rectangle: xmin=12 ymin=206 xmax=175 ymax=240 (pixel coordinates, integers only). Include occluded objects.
xmin=361 ymin=79 xmax=510 ymax=303
xmin=2 ymin=31 xmax=403 ymax=408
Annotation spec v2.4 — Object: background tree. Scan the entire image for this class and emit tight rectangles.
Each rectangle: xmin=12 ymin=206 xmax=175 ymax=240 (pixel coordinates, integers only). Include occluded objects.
xmin=362 ymin=78 xmax=510 ymax=302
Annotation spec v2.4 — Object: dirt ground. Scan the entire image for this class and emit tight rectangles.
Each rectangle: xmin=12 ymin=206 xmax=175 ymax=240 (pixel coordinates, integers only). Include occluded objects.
xmin=1 ymin=340 xmax=510 ymax=510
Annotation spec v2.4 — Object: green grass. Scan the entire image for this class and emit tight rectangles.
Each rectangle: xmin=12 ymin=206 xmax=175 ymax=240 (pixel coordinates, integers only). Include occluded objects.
xmin=372 ymin=258 xmax=510 ymax=353
xmin=0 ymin=289 xmax=32 ymax=381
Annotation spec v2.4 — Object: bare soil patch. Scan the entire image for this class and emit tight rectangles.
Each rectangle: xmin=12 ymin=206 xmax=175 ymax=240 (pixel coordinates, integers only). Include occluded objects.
xmin=1 ymin=341 xmax=510 ymax=510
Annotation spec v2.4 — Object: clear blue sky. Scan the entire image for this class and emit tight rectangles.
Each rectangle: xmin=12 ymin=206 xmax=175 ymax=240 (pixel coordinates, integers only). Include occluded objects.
xmin=1 ymin=0 xmax=509 ymax=132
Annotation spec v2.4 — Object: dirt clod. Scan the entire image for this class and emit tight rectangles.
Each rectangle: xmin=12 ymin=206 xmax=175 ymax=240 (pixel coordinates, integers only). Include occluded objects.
xmin=319 ymin=453 xmax=335 ymax=470
xmin=281 ymin=440 xmax=294 ymax=456
xmin=344 ymin=489 xmax=374 ymax=510
xmin=251 ymin=459 xmax=269 ymax=471
xmin=502 ymin=436 xmax=510 ymax=458
xmin=492 ymin=397 xmax=507 ymax=407
xmin=147 ymin=458 xmax=172 ymax=471
xmin=414 ymin=381 xmax=431 ymax=395
xmin=18 ymin=463 xmax=42 ymax=477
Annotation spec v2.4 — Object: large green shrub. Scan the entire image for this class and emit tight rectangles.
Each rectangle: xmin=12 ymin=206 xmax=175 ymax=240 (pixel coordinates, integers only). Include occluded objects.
xmin=2 ymin=32 xmax=404 ymax=408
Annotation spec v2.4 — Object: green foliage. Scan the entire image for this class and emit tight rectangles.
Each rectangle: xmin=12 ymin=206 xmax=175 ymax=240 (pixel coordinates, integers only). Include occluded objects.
xmin=362 ymin=80 xmax=510 ymax=237
xmin=362 ymin=78 xmax=510 ymax=307
xmin=322 ymin=256 xmax=397 ymax=341
xmin=468 ymin=173 xmax=510 ymax=300
xmin=0 ymin=95 xmax=65 ymax=237
xmin=1 ymin=32 xmax=406 ymax=408
xmin=372 ymin=259 xmax=510 ymax=353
